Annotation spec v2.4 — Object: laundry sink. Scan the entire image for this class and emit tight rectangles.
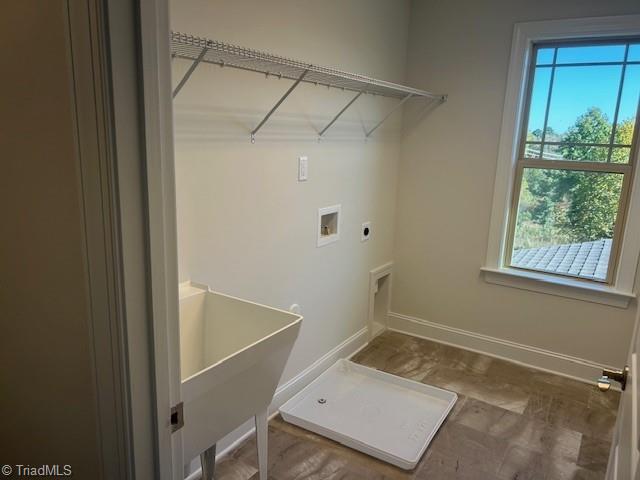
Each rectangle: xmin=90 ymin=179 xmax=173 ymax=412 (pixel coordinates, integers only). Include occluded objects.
xmin=179 ymin=281 xmax=302 ymax=478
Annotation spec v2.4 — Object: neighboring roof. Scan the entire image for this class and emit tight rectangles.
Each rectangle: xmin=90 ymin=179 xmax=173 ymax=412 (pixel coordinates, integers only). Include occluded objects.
xmin=511 ymin=238 xmax=612 ymax=281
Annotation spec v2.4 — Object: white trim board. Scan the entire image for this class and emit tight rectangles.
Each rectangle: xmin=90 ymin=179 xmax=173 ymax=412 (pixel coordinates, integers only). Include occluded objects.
xmin=368 ymin=262 xmax=393 ymax=341
xmin=184 ymin=326 xmax=369 ymax=479
xmin=387 ymin=311 xmax=618 ymax=386
xmin=481 ymin=267 xmax=635 ymax=309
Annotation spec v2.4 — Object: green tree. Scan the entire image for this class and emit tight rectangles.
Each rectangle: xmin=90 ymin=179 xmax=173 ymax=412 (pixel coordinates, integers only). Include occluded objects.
xmin=612 ymin=118 xmax=634 ymax=163
xmin=515 ymin=108 xmax=627 ymax=249
xmin=558 ymin=108 xmax=622 ymax=241
xmin=560 ymin=107 xmax=610 ymax=162
xmin=514 ymin=168 xmax=572 ymax=249
xmin=527 ymin=126 xmax=559 ymax=142
xmin=566 ymin=172 xmax=622 ymax=241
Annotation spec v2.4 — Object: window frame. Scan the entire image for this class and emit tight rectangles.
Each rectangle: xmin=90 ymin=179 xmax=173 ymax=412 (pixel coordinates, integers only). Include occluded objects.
xmin=482 ymin=16 xmax=640 ymax=308
xmin=505 ymin=39 xmax=639 ymax=285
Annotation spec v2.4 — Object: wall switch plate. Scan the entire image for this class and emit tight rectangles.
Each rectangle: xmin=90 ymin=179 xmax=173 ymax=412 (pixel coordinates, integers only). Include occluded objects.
xmin=361 ymin=222 xmax=371 ymax=242
xmin=298 ymin=156 xmax=308 ymax=181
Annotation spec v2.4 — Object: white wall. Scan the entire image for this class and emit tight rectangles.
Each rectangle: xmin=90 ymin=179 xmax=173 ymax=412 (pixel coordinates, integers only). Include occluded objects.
xmin=170 ymin=0 xmax=409 ymax=459
xmin=393 ymin=0 xmax=640 ymax=370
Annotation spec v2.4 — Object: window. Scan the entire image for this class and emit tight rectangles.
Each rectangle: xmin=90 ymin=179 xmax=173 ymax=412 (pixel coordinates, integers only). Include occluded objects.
xmin=483 ymin=16 xmax=640 ymax=307
xmin=507 ymin=40 xmax=639 ymax=283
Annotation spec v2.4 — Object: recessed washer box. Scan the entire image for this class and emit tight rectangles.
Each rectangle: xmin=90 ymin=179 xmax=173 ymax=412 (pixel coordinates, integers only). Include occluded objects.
xmin=317 ymin=205 xmax=341 ymax=247
xmin=280 ymin=359 xmax=457 ymax=470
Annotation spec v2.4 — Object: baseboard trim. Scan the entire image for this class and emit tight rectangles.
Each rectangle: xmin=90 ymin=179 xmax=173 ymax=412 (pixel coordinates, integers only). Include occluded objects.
xmin=184 ymin=326 xmax=370 ymax=479
xmin=271 ymin=326 xmax=370 ymax=408
xmin=387 ymin=311 xmax=617 ymax=385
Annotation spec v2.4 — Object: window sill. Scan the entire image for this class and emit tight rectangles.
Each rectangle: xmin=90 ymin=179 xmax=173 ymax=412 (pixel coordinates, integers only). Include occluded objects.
xmin=480 ymin=266 xmax=635 ymax=308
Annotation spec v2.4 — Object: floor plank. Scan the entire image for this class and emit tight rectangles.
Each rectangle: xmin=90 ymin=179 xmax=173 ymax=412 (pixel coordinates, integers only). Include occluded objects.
xmin=216 ymin=331 xmax=619 ymax=480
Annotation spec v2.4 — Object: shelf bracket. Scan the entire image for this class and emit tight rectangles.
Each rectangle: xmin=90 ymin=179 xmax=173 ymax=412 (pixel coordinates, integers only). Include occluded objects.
xmin=172 ymin=47 xmax=208 ymax=98
xmin=251 ymin=69 xmax=309 ymax=143
xmin=365 ymin=94 xmax=413 ymax=138
xmin=318 ymin=91 xmax=364 ymax=138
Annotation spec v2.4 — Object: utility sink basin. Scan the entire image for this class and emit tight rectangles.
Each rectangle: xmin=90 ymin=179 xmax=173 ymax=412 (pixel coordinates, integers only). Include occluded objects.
xmin=179 ymin=282 xmax=302 ymax=478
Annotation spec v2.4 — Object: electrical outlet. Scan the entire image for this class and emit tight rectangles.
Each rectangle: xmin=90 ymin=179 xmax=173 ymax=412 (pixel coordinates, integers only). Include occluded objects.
xmin=361 ymin=222 xmax=371 ymax=242
xmin=298 ymin=156 xmax=308 ymax=181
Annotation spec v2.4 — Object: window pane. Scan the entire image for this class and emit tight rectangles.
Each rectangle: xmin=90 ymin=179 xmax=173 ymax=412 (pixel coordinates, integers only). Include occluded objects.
xmin=542 ymin=144 xmax=609 ymax=162
xmin=541 ymin=144 xmax=563 ymax=160
xmin=536 ymin=48 xmax=555 ymax=65
xmin=611 ymin=147 xmax=632 ymax=164
xmin=615 ymin=65 xmax=640 ymax=144
xmin=629 ymin=44 xmax=640 ymax=62
xmin=524 ymin=143 xmax=541 ymax=158
xmin=555 ymin=44 xmax=626 ymax=64
xmin=546 ymin=65 xmax=622 ymax=141
xmin=511 ymin=168 xmax=623 ymax=281
xmin=525 ymin=67 xmax=552 ymax=141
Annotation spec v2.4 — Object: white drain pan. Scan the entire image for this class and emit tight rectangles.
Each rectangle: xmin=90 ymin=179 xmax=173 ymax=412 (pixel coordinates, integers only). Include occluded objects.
xmin=279 ymin=359 xmax=457 ymax=470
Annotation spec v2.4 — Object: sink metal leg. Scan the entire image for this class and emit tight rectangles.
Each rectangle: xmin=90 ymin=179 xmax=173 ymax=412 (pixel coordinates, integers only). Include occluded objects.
xmin=255 ymin=409 xmax=268 ymax=480
xmin=200 ymin=444 xmax=216 ymax=480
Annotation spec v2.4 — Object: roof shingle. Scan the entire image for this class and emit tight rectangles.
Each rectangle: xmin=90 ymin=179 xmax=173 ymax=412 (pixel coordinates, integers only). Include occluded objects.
xmin=511 ymin=238 xmax=611 ymax=281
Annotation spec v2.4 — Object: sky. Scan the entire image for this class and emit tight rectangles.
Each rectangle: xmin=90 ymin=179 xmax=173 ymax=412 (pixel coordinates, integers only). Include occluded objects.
xmin=527 ymin=43 xmax=640 ymax=138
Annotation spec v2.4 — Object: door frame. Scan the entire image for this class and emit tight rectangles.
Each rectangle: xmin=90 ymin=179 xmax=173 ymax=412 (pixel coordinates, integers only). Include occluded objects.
xmin=605 ymin=303 xmax=640 ymax=479
xmin=66 ymin=1 xmax=135 ymax=478
xmin=137 ymin=0 xmax=184 ymax=478
xmin=79 ymin=0 xmax=182 ymax=477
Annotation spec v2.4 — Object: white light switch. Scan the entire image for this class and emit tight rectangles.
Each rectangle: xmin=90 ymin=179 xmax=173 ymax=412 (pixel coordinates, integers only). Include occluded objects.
xmin=298 ymin=156 xmax=308 ymax=181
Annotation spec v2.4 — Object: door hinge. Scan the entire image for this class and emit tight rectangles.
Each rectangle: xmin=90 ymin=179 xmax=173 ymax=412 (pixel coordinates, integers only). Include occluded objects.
xmin=171 ymin=402 xmax=184 ymax=433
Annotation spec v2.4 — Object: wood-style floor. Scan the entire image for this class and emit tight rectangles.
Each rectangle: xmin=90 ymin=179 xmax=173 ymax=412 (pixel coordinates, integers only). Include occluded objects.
xmin=214 ymin=331 xmax=619 ymax=479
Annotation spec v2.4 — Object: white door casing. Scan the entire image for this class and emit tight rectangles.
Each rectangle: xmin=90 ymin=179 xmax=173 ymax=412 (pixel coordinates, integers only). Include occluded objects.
xmin=138 ymin=0 xmax=184 ymax=478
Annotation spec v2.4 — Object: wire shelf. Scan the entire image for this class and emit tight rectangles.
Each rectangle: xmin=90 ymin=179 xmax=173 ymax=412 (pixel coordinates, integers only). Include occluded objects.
xmin=170 ymin=31 xmax=447 ymax=140
xmin=171 ymin=31 xmax=445 ymax=100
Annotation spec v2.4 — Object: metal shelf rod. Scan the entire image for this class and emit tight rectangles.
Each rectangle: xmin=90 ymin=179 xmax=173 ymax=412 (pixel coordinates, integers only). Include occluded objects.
xmin=365 ymin=94 xmax=413 ymax=138
xmin=318 ymin=91 xmax=363 ymax=138
xmin=173 ymin=47 xmax=208 ymax=98
xmin=250 ymin=69 xmax=309 ymax=143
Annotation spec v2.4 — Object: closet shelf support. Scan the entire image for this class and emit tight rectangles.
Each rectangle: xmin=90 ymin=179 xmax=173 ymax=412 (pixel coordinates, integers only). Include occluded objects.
xmin=365 ymin=94 xmax=413 ymax=138
xmin=318 ymin=91 xmax=364 ymax=138
xmin=251 ymin=69 xmax=309 ymax=143
xmin=173 ymin=47 xmax=208 ymax=98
